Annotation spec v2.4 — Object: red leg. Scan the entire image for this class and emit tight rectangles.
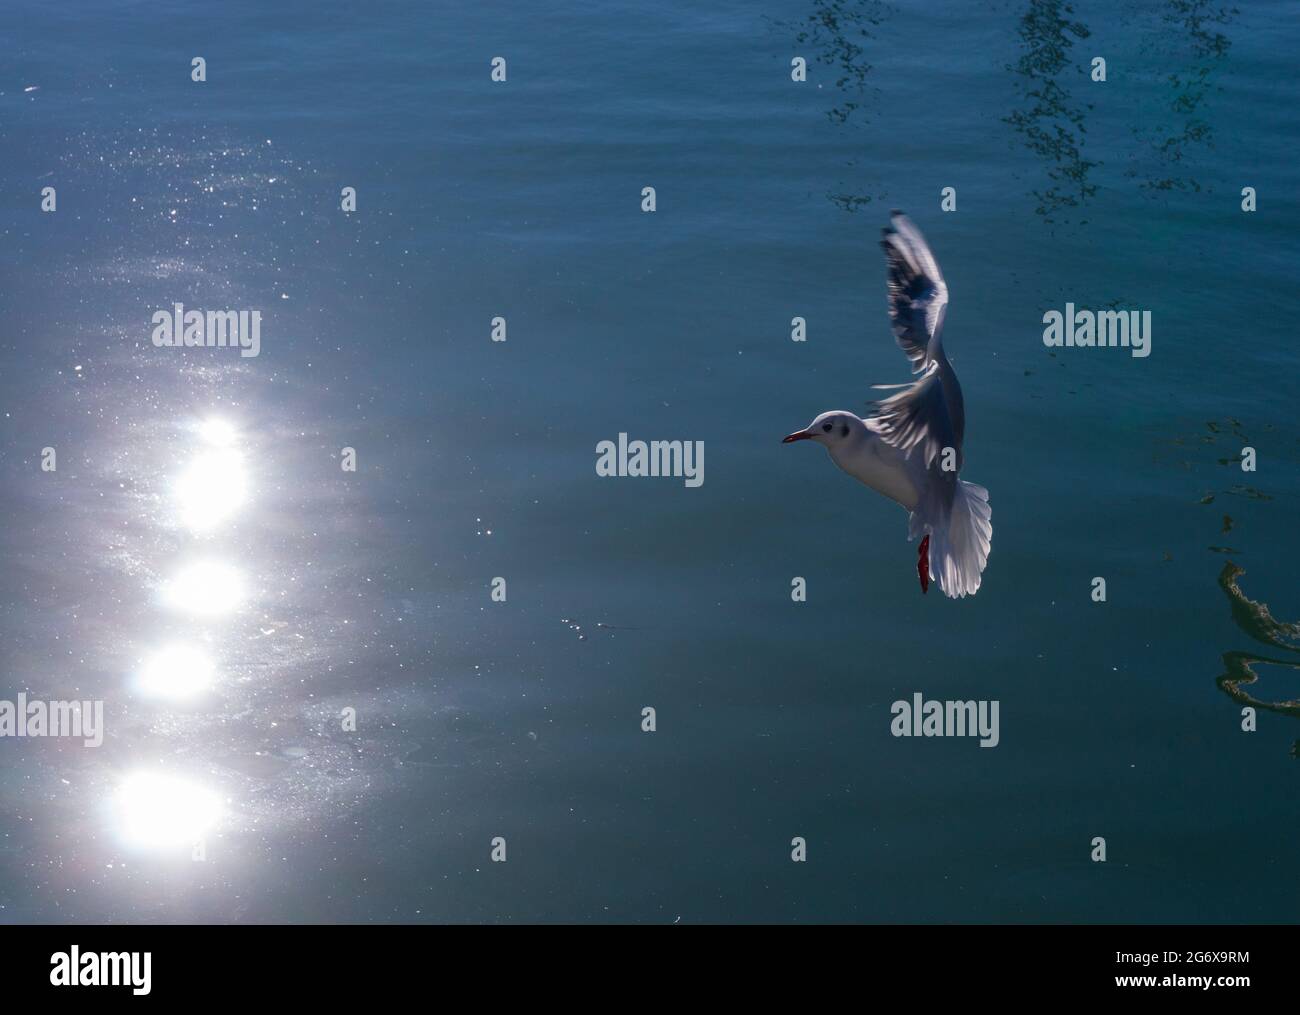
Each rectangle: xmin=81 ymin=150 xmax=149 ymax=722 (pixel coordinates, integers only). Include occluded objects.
xmin=917 ymin=535 xmax=930 ymax=595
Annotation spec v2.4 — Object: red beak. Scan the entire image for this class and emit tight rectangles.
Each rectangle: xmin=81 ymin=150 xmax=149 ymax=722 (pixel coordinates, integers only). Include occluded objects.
xmin=782 ymin=431 xmax=811 ymax=443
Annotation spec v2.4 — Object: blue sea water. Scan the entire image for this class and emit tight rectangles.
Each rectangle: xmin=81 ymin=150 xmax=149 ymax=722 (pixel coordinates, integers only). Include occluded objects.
xmin=0 ymin=0 xmax=1297 ymax=922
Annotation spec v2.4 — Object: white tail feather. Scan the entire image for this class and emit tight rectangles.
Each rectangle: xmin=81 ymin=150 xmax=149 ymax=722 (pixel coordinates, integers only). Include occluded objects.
xmin=916 ymin=480 xmax=992 ymax=599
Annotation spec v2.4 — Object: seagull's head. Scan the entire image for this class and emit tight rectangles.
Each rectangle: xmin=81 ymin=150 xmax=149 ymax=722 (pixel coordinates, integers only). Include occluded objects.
xmin=783 ymin=411 xmax=859 ymax=448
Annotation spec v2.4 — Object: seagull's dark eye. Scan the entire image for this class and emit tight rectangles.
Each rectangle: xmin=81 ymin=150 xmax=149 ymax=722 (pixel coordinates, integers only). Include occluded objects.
xmin=822 ymin=422 xmax=833 ymax=433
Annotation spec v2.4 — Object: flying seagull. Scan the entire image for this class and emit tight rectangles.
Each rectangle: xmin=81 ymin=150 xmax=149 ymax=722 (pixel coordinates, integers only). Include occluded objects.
xmin=783 ymin=211 xmax=992 ymax=598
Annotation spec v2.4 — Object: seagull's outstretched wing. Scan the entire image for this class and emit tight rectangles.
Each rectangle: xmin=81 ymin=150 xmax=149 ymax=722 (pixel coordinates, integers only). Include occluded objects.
xmin=872 ymin=212 xmax=966 ymax=497
xmin=880 ymin=210 xmax=948 ymax=373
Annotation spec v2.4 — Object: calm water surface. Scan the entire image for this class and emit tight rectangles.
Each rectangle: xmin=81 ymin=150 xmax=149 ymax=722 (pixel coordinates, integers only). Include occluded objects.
xmin=1 ymin=0 xmax=1297 ymax=922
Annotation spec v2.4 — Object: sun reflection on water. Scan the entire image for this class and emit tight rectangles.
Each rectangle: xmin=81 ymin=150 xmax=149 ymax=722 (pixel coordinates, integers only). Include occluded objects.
xmin=134 ymin=643 xmax=217 ymax=702
xmin=160 ymin=559 xmax=246 ymax=617
xmin=196 ymin=416 xmax=239 ymax=447
xmin=111 ymin=771 xmax=224 ymax=850
xmin=173 ymin=448 xmax=248 ymax=532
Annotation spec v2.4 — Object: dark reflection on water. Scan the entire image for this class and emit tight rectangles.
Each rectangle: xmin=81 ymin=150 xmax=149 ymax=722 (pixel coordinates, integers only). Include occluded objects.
xmin=1129 ymin=0 xmax=1238 ymax=194
xmin=792 ymin=0 xmax=891 ymax=125
xmin=1215 ymin=561 xmax=1300 ymax=756
xmin=1003 ymin=0 xmax=1098 ymax=222
xmin=791 ymin=0 xmax=1239 ymax=218
xmin=1152 ymin=416 xmax=1298 ymax=757
xmin=785 ymin=0 xmax=893 ymax=211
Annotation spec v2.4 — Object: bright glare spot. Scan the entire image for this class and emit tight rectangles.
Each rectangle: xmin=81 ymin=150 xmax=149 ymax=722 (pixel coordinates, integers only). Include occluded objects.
xmin=174 ymin=449 xmax=248 ymax=532
xmin=197 ymin=417 xmax=238 ymax=447
xmin=113 ymin=772 xmax=223 ymax=849
xmin=160 ymin=560 xmax=245 ymax=617
xmin=135 ymin=643 xmax=216 ymax=701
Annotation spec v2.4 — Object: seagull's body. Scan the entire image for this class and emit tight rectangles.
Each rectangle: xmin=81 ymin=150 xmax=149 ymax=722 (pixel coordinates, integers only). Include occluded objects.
xmin=783 ymin=211 xmax=992 ymax=598
xmin=821 ymin=415 xmax=921 ymax=510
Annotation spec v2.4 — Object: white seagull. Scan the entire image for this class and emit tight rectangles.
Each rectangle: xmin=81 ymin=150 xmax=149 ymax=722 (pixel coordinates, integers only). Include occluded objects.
xmin=783 ymin=211 xmax=992 ymax=598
